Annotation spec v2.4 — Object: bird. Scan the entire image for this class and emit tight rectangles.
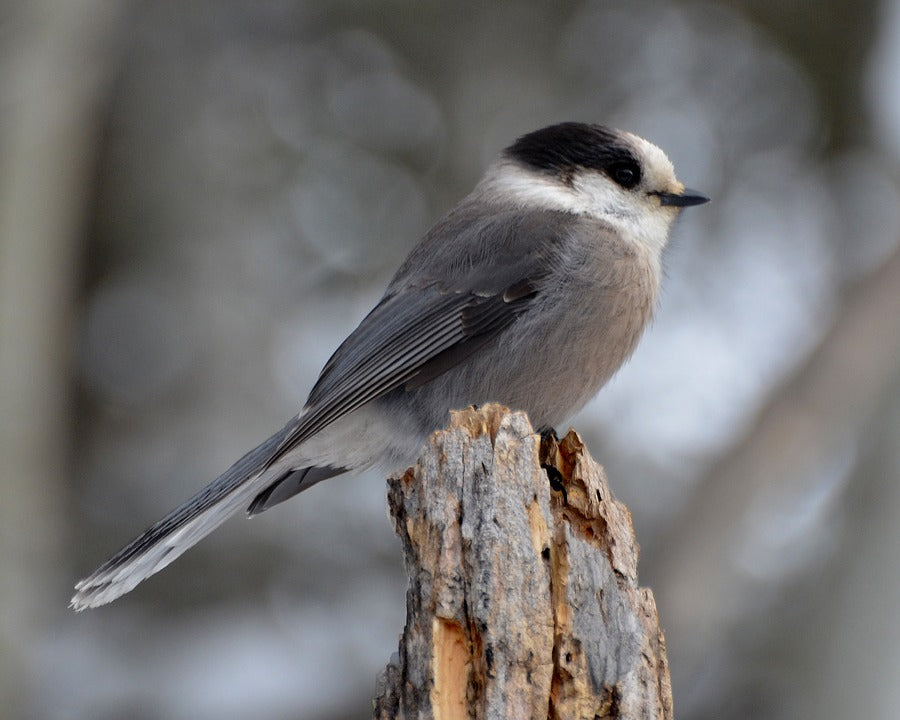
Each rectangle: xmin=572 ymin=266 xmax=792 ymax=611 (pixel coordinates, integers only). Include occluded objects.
xmin=71 ymin=122 xmax=708 ymax=610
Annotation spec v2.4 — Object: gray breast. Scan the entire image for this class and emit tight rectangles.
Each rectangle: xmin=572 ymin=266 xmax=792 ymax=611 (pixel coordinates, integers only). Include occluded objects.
xmin=383 ymin=223 xmax=661 ymax=435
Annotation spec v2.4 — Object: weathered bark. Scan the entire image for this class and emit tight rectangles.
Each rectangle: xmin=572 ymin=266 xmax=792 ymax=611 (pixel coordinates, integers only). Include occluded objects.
xmin=374 ymin=405 xmax=672 ymax=720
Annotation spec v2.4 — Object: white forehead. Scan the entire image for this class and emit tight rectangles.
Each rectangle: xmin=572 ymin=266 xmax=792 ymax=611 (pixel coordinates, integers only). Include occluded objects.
xmin=621 ymin=131 xmax=682 ymax=194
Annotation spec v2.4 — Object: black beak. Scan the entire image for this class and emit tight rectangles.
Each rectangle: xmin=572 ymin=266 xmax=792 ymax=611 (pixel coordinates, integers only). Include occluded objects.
xmin=656 ymin=188 xmax=710 ymax=207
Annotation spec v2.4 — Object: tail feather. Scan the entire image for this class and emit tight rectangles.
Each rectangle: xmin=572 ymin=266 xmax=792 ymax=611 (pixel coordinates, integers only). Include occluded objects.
xmin=71 ymin=421 xmax=298 ymax=611
xmin=247 ymin=464 xmax=346 ymax=516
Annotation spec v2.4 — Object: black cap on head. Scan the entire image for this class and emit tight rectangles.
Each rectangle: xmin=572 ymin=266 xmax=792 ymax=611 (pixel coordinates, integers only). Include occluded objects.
xmin=504 ymin=123 xmax=641 ymax=187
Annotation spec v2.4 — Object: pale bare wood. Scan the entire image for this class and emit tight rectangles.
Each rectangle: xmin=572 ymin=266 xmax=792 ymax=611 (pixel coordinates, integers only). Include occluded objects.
xmin=374 ymin=405 xmax=672 ymax=720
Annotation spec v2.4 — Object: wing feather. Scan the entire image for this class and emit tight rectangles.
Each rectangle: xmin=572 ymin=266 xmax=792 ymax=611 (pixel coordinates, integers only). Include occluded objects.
xmin=269 ymin=281 xmax=539 ymax=461
xmin=264 ymin=207 xmax=580 ymax=464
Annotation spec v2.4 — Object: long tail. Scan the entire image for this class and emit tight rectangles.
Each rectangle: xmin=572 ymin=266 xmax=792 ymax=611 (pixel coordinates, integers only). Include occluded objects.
xmin=71 ymin=422 xmax=298 ymax=610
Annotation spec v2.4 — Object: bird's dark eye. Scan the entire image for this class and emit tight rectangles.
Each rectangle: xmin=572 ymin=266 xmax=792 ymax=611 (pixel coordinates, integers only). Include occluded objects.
xmin=608 ymin=162 xmax=640 ymax=189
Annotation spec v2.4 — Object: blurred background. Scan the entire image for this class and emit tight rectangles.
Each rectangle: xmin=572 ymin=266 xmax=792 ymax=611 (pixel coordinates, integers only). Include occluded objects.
xmin=2 ymin=0 xmax=899 ymax=718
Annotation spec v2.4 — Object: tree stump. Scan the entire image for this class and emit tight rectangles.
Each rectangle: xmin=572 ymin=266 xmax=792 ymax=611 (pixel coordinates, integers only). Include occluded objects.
xmin=373 ymin=405 xmax=672 ymax=720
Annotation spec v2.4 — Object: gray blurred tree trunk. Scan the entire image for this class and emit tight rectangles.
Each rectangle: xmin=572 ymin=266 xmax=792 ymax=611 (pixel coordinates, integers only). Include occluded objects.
xmin=651 ymin=243 xmax=900 ymax=717
xmin=792 ymin=359 xmax=900 ymax=719
xmin=0 ymin=2 xmax=125 ymax=715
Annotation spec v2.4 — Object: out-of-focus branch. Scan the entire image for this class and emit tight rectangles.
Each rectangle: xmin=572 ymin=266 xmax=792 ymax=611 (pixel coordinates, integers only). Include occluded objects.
xmin=0 ymin=1 xmax=126 ymax=715
xmin=650 ymin=241 xmax=900 ymax=701
xmin=374 ymin=405 xmax=672 ymax=720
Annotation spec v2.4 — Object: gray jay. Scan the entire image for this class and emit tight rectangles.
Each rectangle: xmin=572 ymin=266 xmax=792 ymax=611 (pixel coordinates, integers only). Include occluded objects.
xmin=72 ymin=122 xmax=708 ymax=610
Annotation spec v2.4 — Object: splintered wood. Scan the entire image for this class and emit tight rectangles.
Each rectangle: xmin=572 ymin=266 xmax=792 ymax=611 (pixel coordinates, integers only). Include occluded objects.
xmin=373 ymin=405 xmax=672 ymax=720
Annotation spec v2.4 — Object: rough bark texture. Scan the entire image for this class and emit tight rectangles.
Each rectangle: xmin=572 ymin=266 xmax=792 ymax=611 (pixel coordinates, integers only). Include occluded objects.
xmin=374 ymin=405 xmax=672 ymax=720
